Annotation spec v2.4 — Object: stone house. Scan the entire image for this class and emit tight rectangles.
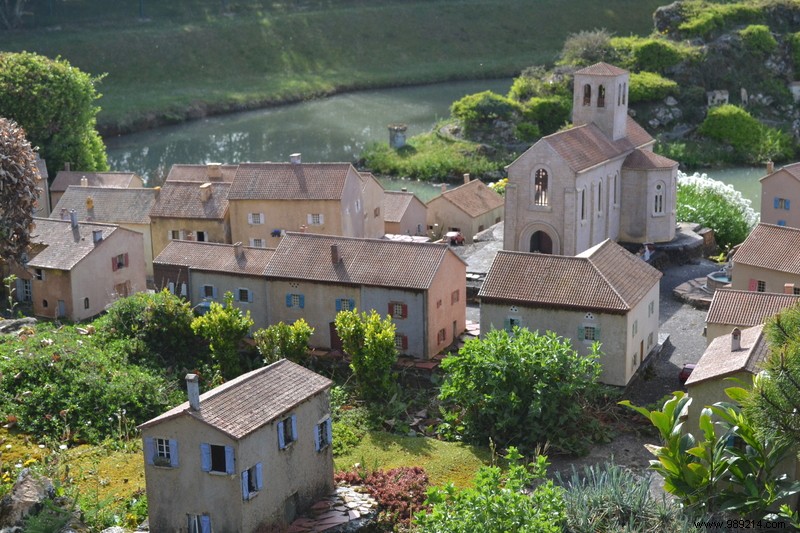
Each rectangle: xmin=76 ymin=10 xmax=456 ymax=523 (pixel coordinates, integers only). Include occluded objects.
xmin=731 ymin=223 xmax=800 ymax=293
xmin=22 ymin=217 xmax=146 ymax=321
xmin=49 ymin=170 xmax=143 ymax=210
xmin=383 ymin=190 xmax=428 ymax=236
xmin=760 ymin=162 xmax=800 ymax=228
xmin=479 ymin=239 xmax=662 ymax=386
xmin=264 ymin=232 xmax=467 ymax=359
xmin=153 ymin=241 xmax=274 ymax=330
xmin=138 ymin=360 xmax=333 ymax=533
xmin=228 ymin=156 xmax=382 ymax=249
xmin=426 ymin=176 xmax=504 ymax=244
xmin=705 ymin=288 xmax=800 ymax=344
xmin=504 ymin=62 xmax=677 ymax=256
xmin=50 ymin=186 xmax=157 ymax=282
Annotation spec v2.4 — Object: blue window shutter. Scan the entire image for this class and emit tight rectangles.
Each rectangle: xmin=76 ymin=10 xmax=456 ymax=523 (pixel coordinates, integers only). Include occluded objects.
xmin=144 ymin=437 xmax=155 ymax=465
xmin=787 ymin=199 xmax=791 ymax=210
xmin=314 ymin=423 xmax=321 ymax=451
xmin=247 ymin=290 xmax=253 ymax=303
xmin=169 ymin=439 xmax=179 ymax=467
xmin=241 ymin=470 xmax=249 ymax=500
xmin=286 ymin=293 xmax=293 ymax=307
xmin=503 ymin=318 xmax=511 ymax=331
xmin=255 ymin=462 xmax=263 ymax=490
xmin=577 ymin=326 xmax=584 ymax=339
xmin=779 ymin=220 xmax=787 ymax=226
xmin=278 ymin=422 xmax=286 ymax=449
xmin=349 ymin=299 xmax=355 ymax=310
xmin=595 ymin=326 xmax=601 ymax=339
xmin=291 ymin=415 xmax=298 ymax=441
xmin=326 ymin=418 xmax=333 ymax=447
xmin=200 ymin=515 xmax=211 ymax=533
xmin=335 ymin=299 xmax=342 ymax=312
xmin=200 ymin=443 xmax=211 ymax=472
xmin=212 ymin=287 xmax=218 ymax=299
xmin=299 ymin=295 xmax=305 ymax=309
xmin=225 ymin=446 xmax=235 ymax=474
xmin=775 ymin=197 xmax=781 ymax=209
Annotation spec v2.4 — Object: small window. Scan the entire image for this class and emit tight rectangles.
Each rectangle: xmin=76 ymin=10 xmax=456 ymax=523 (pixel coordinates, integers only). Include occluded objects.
xmin=315 ymin=418 xmax=333 ymax=452
xmin=146 ymin=437 xmax=178 ymax=468
xmin=596 ymin=181 xmax=602 ymax=215
xmin=583 ymin=84 xmax=591 ymax=106
xmin=336 ymin=298 xmax=353 ymax=312
xmin=775 ymin=198 xmax=791 ymax=210
xmin=597 ymin=85 xmax=606 ymax=107
xmin=237 ymin=288 xmax=252 ymax=303
xmin=83 ymin=297 xmax=90 ymax=309
xmin=196 ymin=231 xmax=207 ymax=242
xmin=115 ymin=253 xmax=127 ymax=269
xmin=584 ymin=326 xmax=596 ymax=341
xmin=437 ymin=328 xmax=446 ymax=344
xmin=35 ymin=268 xmax=44 ymax=281
xmin=278 ymin=415 xmax=297 ymax=449
xmin=210 ymin=445 xmax=228 ymax=473
xmin=757 ymin=280 xmax=766 ymax=293
xmin=778 ymin=220 xmax=787 ymax=226
xmin=287 ymin=293 xmax=304 ymax=308
xmin=648 ymin=300 xmax=654 ymax=317
xmin=451 ymin=290 xmax=460 ymax=305
xmin=647 ymin=332 xmax=654 ymax=348
xmin=42 ymin=299 xmax=48 ymax=308
xmin=199 ymin=443 xmax=234 ymax=474
xmin=203 ymin=285 xmax=215 ymax=299
xmin=309 ymin=213 xmax=323 ymax=225
xmin=613 ymin=173 xmax=618 ymax=206
xmin=249 ymin=213 xmax=263 ymax=224
xmin=580 ymin=189 xmax=586 ymax=221
xmin=242 ymin=463 xmax=263 ymax=500
xmin=654 ymin=183 xmax=665 ymax=215
xmin=632 ymin=320 xmax=638 ymax=337
xmin=390 ymin=302 xmax=407 ymax=319
xmin=533 ymin=169 xmax=548 ymax=206
xmin=250 ymin=238 xmax=264 ymax=248
xmin=188 ymin=514 xmax=211 ymax=533
xmin=374 ymin=207 xmax=380 ymax=217
xmin=436 ymin=299 xmax=442 ymax=309
xmin=170 ymin=230 xmax=181 ymax=240
xmin=794 ymin=287 xmax=800 ymax=295
xmin=395 ymin=334 xmax=408 ymax=350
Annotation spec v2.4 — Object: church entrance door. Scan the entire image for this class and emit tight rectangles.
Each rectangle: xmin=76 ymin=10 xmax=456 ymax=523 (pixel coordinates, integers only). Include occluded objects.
xmin=529 ymin=231 xmax=553 ymax=254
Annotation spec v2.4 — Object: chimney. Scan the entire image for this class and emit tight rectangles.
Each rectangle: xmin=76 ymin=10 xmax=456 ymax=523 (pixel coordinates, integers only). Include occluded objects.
xmin=86 ymin=196 xmax=94 ymax=210
xmin=80 ymin=176 xmax=88 ymax=187
xmin=331 ymin=244 xmax=340 ymax=264
xmin=463 ymin=173 xmax=470 ymax=184
xmin=64 ymin=162 xmax=71 ymax=171
xmin=785 ymin=283 xmax=795 ymax=294
xmin=69 ymin=209 xmax=78 ymax=228
xmin=401 ymin=187 xmax=407 ymax=192
xmin=186 ymin=373 xmax=200 ymax=411
xmin=290 ymin=153 xmax=302 ymax=164
xmin=767 ymin=160 xmax=775 ymax=174
xmin=207 ymin=163 xmax=223 ymax=181
xmin=92 ymin=229 xmax=103 ymax=244
xmin=441 ymin=184 xmax=447 ymax=194
xmin=234 ymin=241 xmax=243 ymax=258
xmin=153 ymin=186 xmax=161 ymax=198
xmin=731 ymin=327 xmax=741 ymax=352
xmin=60 ymin=207 xmax=68 ymax=220
xmin=199 ymin=182 xmax=212 ymax=202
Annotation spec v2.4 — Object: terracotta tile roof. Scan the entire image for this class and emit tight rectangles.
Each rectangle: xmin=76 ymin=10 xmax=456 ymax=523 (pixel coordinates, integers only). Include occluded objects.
xmin=51 ymin=171 xmax=141 ymax=192
xmin=358 ymin=171 xmax=384 ymax=192
xmin=27 ymin=217 xmax=119 ymax=270
xmin=50 ymin=186 xmax=156 ymax=225
xmin=229 ymin=163 xmax=353 ymax=200
xmin=383 ymin=191 xmax=419 ymax=223
xmin=265 ymin=233 xmax=463 ymax=290
xmin=733 ymin=223 xmax=800 ymax=275
xmin=623 ymin=117 xmax=655 ymax=148
xmin=154 ymin=241 xmax=274 ymax=276
xmin=430 ymin=180 xmax=504 ymax=218
xmin=622 ymin=149 xmax=677 ymax=170
xmin=479 ymin=239 xmax=662 ymax=313
xmin=706 ymin=289 xmax=800 ymax=326
xmin=138 ymin=359 xmax=332 ymax=440
xmin=760 ymin=162 xmax=800 ymax=183
xmin=149 ymin=182 xmax=230 ymax=220
xmin=575 ymin=62 xmax=629 ymax=77
xmin=686 ymin=325 xmax=767 ymax=385
xmin=165 ymin=164 xmax=238 ymax=183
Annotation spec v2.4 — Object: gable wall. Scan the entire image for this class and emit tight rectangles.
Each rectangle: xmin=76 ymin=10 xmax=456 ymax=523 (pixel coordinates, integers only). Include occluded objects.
xmin=761 ymin=171 xmax=800 ymax=228
xmin=151 ymin=217 xmax=231 ymax=259
xmin=731 ymin=263 xmax=800 ymax=293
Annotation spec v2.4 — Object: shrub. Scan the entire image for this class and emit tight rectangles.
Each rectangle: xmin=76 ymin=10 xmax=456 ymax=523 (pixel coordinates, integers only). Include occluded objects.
xmin=450 ymin=91 xmax=521 ymax=134
xmin=739 ymin=24 xmax=778 ymax=54
xmin=336 ymin=466 xmax=429 ymax=528
xmin=698 ymin=104 xmax=793 ymax=164
xmin=0 ymin=118 xmax=39 ymax=264
xmin=253 ymin=319 xmax=313 ymax=365
xmin=558 ymin=28 xmax=616 ymax=66
xmin=611 ymin=36 xmax=694 ymax=72
xmin=522 ymin=96 xmax=571 ymax=136
xmin=678 ymin=3 xmax=763 ymax=38
xmin=790 ymin=32 xmax=800 ymax=71
xmin=628 ymin=71 xmax=678 ymax=103
xmin=507 ymin=65 xmax=570 ymax=102
xmin=676 ymin=171 xmax=758 ymax=248
xmin=191 ymin=292 xmax=254 ymax=379
xmin=335 ymin=309 xmax=398 ymax=402
xmin=438 ymin=327 xmax=602 ymax=454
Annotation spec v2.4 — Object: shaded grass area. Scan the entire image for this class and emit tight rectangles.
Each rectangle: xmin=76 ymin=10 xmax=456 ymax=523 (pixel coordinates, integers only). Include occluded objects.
xmin=1 ymin=0 xmax=668 ymax=133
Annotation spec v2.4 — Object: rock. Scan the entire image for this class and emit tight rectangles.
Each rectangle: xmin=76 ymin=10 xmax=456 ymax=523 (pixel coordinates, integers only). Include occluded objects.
xmin=653 ymin=1 xmax=683 ymax=35
xmin=0 ymin=469 xmax=54 ymax=528
xmin=0 ymin=318 xmax=36 ymax=335
xmin=665 ymin=96 xmax=678 ymax=106
xmin=101 ymin=528 xmax=127 ymax=533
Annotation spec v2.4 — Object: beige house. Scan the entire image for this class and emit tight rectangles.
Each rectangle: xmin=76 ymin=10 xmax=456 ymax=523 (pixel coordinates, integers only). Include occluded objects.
xmin=139 ymin=360 xmax=333 ymax=533
xmin=153 ymin=241 xmax=274 ymax=330
xmin=384 ymin=191 xmax=427 ymax=236
xmin=50 ymin=186 xmax=157 ymax=281
xmin=504 ymin=62 xmax=677 ymax=256
xmin=479 ymin=239 xmax=662 ymax=386
xmin=228 ymin=157 xmax=380 ymax=249
xmin=49 ymin=170 xmax=143 ymax=209
xmin=731 ymin=223 xmax=800 ymax=293
xmin=426 ymin=177 xmax=504 ymax=243
xmin=358 ymin=171 xmax=386 ymax=238
xmin=760 ymin=162 xmax=800 ymax=228
xmin=24 ymin=217 xmax=147 ymax=321
xmin=705 ymin=288 xmax=800 ymax=344
xmin=149 ymin=181 xmax=232 ymax=259
xmin=264 ymin=232 xmax=467 ymax=359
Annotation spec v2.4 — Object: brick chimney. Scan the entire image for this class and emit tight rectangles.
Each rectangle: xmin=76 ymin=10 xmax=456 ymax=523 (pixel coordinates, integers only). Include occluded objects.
xmin=92 ymin=229 xmax=103 ymax=245
xmin=64 ymin=162 xmax=71 ymax=171
xmin=731 ymin=327 xmax=741 ymax=352
xmin=767 ymin=160 xmax=775 ymax=174
xmin=463 ymin=173 xmax=470 ymax=184
xmin=785 ymin=283 xmax=795 ymax=294
xmin=290 ymin=153 xmax=302 ymax=164
xmin=199 ymin=182 xmax=212 ymax=202
xmin=186 ymin=374 xmax=200 ymax=411
xmin=234 ymin=241 xmax=243 ymax=258
xmin=207 ymin=163 xmax=223 ymax=181
xmin=60 ymin=207 xmax=68 ymax=220
xmin=331 ymin=244 xmax=340 ymax=264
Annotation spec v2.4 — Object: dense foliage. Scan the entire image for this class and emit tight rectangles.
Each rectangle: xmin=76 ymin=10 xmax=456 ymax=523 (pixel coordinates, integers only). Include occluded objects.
xmin=450 ymin=91 xmax=521 ymax=135
xmin=521 ymin=96 xmax=570 ymax=137
xmin=335 ymin=309 xmax=398 ymax=402
xmin=254 ymin=319 xmax=313 ymax=365
xmin=698 ymin=104 xmax=794 ymax=164
xmin=611 ymin=36 xmax=696 ymax=73
xmin=739 ymin=24 xmax=778 ymax=54
xmin=676 ymin=171 xmax=758 ymax=249
xmin=438 ymin=327 xmax=602 ymax=454
xmin=416 ymin=448 xmax=565 ymax=533
xmin=0 ymin=117 xmax=39 ymax=264
xmin=0 ymin=52 xmax=107 ymax=177
xmin=676 ymin=1 xmax=764 ymax=39
xmin=336 ymin=466 xmax=429 ymax=529
xmin=628 ymin=71 xmax=679 ymax=103
xmin=191 ymin=291 xmax=253 ymax=379
xmin=558 ymin=28 xmax=616 ymax=66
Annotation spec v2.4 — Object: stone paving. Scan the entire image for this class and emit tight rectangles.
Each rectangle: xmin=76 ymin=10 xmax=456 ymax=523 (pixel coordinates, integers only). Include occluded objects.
xmin=286 ymin=485 xmax=378 ymax=533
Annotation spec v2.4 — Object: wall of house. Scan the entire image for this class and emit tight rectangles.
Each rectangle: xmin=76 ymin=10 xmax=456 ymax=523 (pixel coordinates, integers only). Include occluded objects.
xmin=761 ymin=172 xmax=800 ymax=228
xmin=360 ymin=288 xmax=425 ymax=357
xmin=360 ymin=177 xmax=385 ymax=239
xmin=706 ymin=322 xmax=742 ymax=345
xmin=425 ymin=252 xmax=467 ymax=359
xmin=618 ymin=166 xmax=676 ymax=244
xmin=32 ymin=268 xmax=71 ymax=320
xmin=731 ymin=263 xmax=800 ymax=294
xmin=150 ymin=218 xmax=231 ymax=259
xmin=426 ymin=197 xmax=502 ymax=244
xmin=390 ymin=198 xmax=427 ymax=236
xmin=191 ymin=271 xmax=269 ymax=331
xmin=152 ymin=264 xmax=190 ymax=295
xmin=624 ymin=282 xmax=661 ymax=386
xmin=687 ymin=371 xmax=753 ymax=433
xmin=120 ymin=222 xmax=154 ymax=280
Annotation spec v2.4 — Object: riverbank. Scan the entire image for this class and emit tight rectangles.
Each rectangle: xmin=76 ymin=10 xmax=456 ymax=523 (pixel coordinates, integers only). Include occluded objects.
xmin=1 ymin=0 xmax=667 ymax=135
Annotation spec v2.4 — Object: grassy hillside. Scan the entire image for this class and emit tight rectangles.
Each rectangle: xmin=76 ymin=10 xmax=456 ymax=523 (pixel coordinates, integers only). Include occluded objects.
xmin=0 ymin=0 xmax=668 ymax=133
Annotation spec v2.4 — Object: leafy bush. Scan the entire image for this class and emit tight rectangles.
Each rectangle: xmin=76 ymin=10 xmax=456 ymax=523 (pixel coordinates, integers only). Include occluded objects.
xmin=698 ymin=105 xmax=794 ymax=164
xmin=438 ymin=327 xmax=602 ymax=454
xmin=676 ymin=171 xmax=758 ymax=248
xmin=415 ymin=448 xmax=565 ymax=532
xmin=0 ymin=118 xmax=39 ymax=265
xmin=522 ymin=96 xmax=571 ymax=136
xmin=790 ymin=32 xmax=800 ymax=71
xmin=739 ymin=24 xmax=777 ymax=54
xmin=558 ymin=28 xmax=616 ymax=66
xmin=253 ymin=319 xmax=313 ymax=365
xmin=678 ymin=2 xmax=763 ymax=38
xmin=191 ymin=291 xmax=253 ymax=379
xmin=628 ymin=71 xmax=678 ymax=103
xmin=507 ymin=65 xmax=570 ymax=102
xmin=450 ymin=91 xmax=521 ymax=134
xmin=335 ymin=309 xmax=398 ymax=402
xmin=611 ymin=36 xmax=695 ymax=72
xmin=336 ymin=466 xmax=429 ymax=528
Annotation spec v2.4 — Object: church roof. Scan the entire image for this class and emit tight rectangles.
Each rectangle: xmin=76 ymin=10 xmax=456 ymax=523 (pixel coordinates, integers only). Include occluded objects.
xmin=622 ymin=149 xmax=678 ymax=170
xmin=575 ymin=62 xmax=629 ymax=76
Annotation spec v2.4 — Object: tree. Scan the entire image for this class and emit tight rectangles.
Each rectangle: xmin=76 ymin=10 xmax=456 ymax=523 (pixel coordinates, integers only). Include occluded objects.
xmin=0 ymin=52 xmax=107 ymax=177
xmin=334 ymin=309 xmax=398 ymax=401
xmin=253 ymin=319 xmax=314 ymax=365
xmin=558 ymin=28 xmax=617 ymax=66
xmin=191 ymin=292 xmax=253 ymax=379
xmin=0 ymin=117 xmax=39 ymax=264
xmin=438 ymin=327 xmax=602 ymax=454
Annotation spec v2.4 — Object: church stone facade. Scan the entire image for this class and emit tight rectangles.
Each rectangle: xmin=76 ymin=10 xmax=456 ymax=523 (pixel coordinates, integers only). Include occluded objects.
xmin=504 ymin=62 xmax=678 ymax=256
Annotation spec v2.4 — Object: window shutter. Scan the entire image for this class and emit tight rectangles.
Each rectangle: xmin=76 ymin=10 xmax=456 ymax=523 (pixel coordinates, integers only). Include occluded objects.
xmin=504 ymin=319 xmax=511 ymax=331
xmin=577 ymin=326 xmax=584 ymax=339
xmin=401 ymin=304 xmax=408 ymax=318
xmin=286 ymin=293 xmax=293 ymax=307
xmin=200 ymin=515 xmax=211 ymax=533
xmin=299 ymin=295 xmax=305 ymax=308
xmin=247 ymin=290 xmax=253 ymax=303
xmin=787 ymin=199 xmax=791 ymax=210
xmin=319 ymin=213 xmax=325 ymax=224
xmin=144 ymin=438 xmax=155 ymax=465
xmin=402 ymin=336 xmax=408 ymax=350
xmin=290 ymin=415 xmax=298 ymax=441
xmin=212 ymin=287 xmax=218 ymax=299
xmin=748 ymin=278 xmax=757 ymax=291
xmin=595 ymin=326 xmax=601 ymax=340
xmin=278 ymin=422 xmax=286 ymax=449
xmin=168 ymin=230 xmax=173 ymax=240
xmin=260 ymin=213 xmax=265 ymax=223
xmin=349 ymin=299 xmax=355 ymax=310
xmin=335 ymin=299 xmax=342 ymax=312
xmin=307 ymin=214 xmax=313 ymax=225
xmin=200 ymin=443 xmax=211 ymax=472
xmin=168 ymin=282 xmax=175 ymax=294
xmin=225 ymin=446 xmax=235 ymax=474
xmin=388 ymin=303 xmax=393 ymax=316
xmin=255 ymin=462 xmax=263 ymax=490
xmin=124 ymin=253 xmax=129 ymax=267
xmin=111 ymin=257 xmax=118 ymax=272
xmin=169 ymin=439 xmax=179 ymax=467
xmin=314 ymin=424 xmax=321 ymax=451
xmin=241 ymin=470 xmax=249 ymax=500
xmin=326 ymin=418 xmax=333 ymax=447
xmin=247 ymin=213 xmax=253 ymax=224
xmin=775 ymin=197 xmax=781 ymax=209
xmin=180 ymin=283 xmax=187 ymax=297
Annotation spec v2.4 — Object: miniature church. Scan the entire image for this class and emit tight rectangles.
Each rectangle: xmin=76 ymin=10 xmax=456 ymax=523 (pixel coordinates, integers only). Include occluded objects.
xmin=503 ymin=62 xmax=678 ymax=256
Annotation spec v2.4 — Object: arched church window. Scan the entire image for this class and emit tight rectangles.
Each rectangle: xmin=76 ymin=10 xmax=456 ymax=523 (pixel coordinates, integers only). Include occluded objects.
xmin=654 ymin=182 xmax=665 ymax=214
xmin=583 ymin=84 xmax=591 ymax=106
xmin=534 ymin=169 xmax=548 ymax=206
xmin=622 ymin=83 xmax=627 ymax=105
xmin=598 ymin=85 xmax=606 ymax=108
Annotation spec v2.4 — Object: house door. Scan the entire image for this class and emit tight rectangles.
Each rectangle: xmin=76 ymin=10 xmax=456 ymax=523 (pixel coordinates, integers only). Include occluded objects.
xmin=329 ymin=322 xmax=343 ymax=352
xmin=57 ymin=300 xmax=66 ymax=318
xmin=16 ymin=279 xmax=31 ymax=302
xmin=530 ymin=231 xmax=553 ymax=254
